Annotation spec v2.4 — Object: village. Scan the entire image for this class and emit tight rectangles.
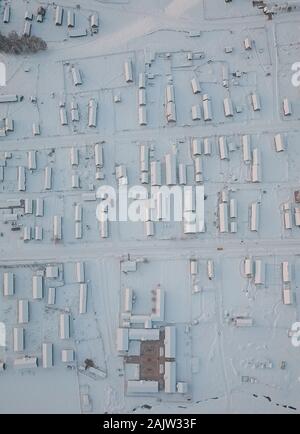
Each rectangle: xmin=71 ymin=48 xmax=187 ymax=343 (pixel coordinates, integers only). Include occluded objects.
xmin=0 ymin=0 xmax=300 ymax=414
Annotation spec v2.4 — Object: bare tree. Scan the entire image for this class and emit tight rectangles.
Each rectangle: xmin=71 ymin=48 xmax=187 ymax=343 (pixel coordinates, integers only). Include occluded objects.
xmin=0 ymin=32 xmax=47 ymax=55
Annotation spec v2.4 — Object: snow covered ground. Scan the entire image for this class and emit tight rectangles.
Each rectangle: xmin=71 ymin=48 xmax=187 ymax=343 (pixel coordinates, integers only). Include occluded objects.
xmin=0 ymin=0 xmax=300 ymax=414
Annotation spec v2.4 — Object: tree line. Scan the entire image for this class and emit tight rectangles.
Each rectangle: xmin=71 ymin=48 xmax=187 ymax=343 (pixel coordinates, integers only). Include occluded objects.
xmin=0 ymin=31 xmax=47 ymax=54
